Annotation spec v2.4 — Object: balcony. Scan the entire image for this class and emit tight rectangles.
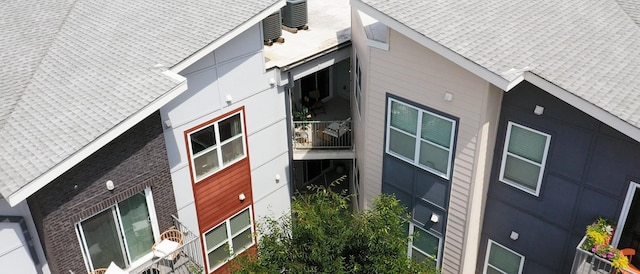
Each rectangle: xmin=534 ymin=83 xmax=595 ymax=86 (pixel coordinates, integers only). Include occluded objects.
xmin=131 ymin=216 xmax=204 ymax=274
xmin=571 ymin=236 xmax=615 ymax=274
xmin=292 ymin=94 xmax=354 ymax=160
xmin=293 ymin=120 xmax=351 ymax=149
xmin=292 ymin=120 xmax=354 ymax=160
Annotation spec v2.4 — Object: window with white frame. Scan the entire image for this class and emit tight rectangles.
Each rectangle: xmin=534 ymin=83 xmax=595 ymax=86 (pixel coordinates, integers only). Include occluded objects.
xmin=386 ymin=98 xmax=456 ymax=179
xmin=354 ymin=53 xmax=362 ymax=114
xmin=499 ymin=122 xmax=551 ymax=196
xmin=76 ymin=188 xmax=158 ymax=271
xmin=404 ymin=222 xmax=441 ymax=267
xmin=204 ymin=207 xmax=254 ymax=272
xmin=484 ymin=240 xmax=524 ymax=274
xmin=188 ymin=111 xmax=246 ymax=182
xmin=353 ymin=161 xmax=360 ymax=211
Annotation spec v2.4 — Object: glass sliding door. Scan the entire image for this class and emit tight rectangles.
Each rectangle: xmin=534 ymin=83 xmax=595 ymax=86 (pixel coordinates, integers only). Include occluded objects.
xmin=77 ymin=189 xmax=158 ymax=271
xmin=613 ymin=182 xmax=640 ymax=252
xmin=79 ymin=209 xmax=126 ymax=269
xmin=118 ymin=193 xmax=154 ymax=262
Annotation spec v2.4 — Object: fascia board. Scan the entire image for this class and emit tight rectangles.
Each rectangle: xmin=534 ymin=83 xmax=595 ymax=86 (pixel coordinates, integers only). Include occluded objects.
xmin=350 ymin=0 xmax=511 ymax=91
xmin=523 ymin=72 xmax=640 ymax=144
xmin=275 ymin=45 xmax=351 ymax=87
xmin=349 ymin=2 xmax=640 ymax=144
xmin=6 ymin=71 xmax=187 ymax=207
xmin=287 ymin=46 xmax=351 ymax=82
xmin=171 ymin=0 xmax=287 ymax=73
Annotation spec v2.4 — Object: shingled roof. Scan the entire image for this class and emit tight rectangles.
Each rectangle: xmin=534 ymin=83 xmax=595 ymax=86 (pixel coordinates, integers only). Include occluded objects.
xmin=617 ymin=0 xmax=640 ymax=26
xmin=354 ymin=0 xmax=640 ymax=141
xmin=0 ymin=0 xmax=283 ymax=205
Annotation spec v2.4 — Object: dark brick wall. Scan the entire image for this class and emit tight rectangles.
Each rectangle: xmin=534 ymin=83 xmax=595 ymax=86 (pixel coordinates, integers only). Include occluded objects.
xmin=27 ymin=111 xmax=177 ymax=274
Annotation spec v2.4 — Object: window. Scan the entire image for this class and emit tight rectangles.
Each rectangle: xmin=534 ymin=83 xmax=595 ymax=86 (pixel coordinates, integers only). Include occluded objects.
xmin=188 ymin=111 xmax=246 ymax=182
xmin=484 ymin=240 xmax=524 ymax=274
xmin=300 ymin=67 xmax=330 ymax=100
xmin=499 ymin=122 xmax=551 ymax=196
xmin=404 ymin=222 xmax=441 ymax=267
xmin=354 ymin=53 xmax=362 ymax=114
xmin=304 ymin=159 xmax=331 ymax=182
xmin=386 ymin=98 xmax=456 ymax=179
xmin=204 ymin=207 xmax=254 ymax=272
xmin=76 ymin=189 xmax=158 ymax=271
xmin=353 ymin=160 xmax=360 ymax=211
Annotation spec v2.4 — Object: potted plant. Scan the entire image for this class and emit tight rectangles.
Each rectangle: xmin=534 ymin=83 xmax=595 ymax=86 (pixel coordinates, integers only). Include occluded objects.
xmin=581 ymin=218 xmax=629 ymax=272
xmin=584 ymin=218 xmax=615 ymax=247
xmin=293 ymin=107 xmax=311 ymax=129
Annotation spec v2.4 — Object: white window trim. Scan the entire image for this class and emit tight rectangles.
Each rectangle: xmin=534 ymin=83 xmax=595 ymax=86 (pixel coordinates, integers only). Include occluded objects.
xmin=353 ymin=160 xmax=360 ymax=211
xmin=354 ymin=51 xmax=362 ymax=115
xmin=407 ymin=223 xmax=442 ymax=268
xmin=75 ymin=187 xmax=160 ymax=272
xmin=188 ymin=110 xmax=247 ymax=183
xmin=612 ymin=181 xmax=640 ymax=246
xmin=203 ymin=206 xmax=255 ymax=273
xmin=483 ymin=239 xmax=525 ymax=274
xmin=385 ymin=98 xmax=456 ymax=179
xmin=498 ymin=121 xmax=551 ymax=196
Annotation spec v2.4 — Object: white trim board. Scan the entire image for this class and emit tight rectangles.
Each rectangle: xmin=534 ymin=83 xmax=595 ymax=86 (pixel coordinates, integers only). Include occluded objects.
xmin=523 ymin=72 xmax=640 ymax=144
xmin=5 ymin=1 xmax=289 ymax=207
xmin=6 ymin=71 xmax=187 ymax=207
xmin=351 ymin=0 xmax=640 ymax=145
xmin=277 ymin=45 xmax=351 ymax=86
xmin=350 ymin=0 xmax=511 ymax=91
xmin=171 ymin=1 xmax=287 ymax=73
xmin=612 ymin=181 xmax=640 ymax=247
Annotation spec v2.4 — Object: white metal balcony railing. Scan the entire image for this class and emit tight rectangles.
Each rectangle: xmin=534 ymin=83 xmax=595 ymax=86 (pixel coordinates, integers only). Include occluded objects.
xmin=570 ymin=236 xmax=615 ymax=274
xmin=293 ymin=119 xmax=352 ymax=149
xmin=132 ymin=216 xmax=204 ymax=274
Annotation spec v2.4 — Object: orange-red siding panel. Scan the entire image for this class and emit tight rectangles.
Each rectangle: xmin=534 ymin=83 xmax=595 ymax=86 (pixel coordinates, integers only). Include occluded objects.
xmin=194 ymin=158 xmax=253 ymax=232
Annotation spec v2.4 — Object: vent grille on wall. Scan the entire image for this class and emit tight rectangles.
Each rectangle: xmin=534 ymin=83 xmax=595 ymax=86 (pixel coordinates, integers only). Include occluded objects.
xmin=282 ymin=0 xmax=307 ymax=29
xmin=262 ymin=11 xmax=283 ymax=45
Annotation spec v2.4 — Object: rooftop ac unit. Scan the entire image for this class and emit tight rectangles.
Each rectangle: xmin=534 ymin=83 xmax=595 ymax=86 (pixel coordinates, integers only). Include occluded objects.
xmin=262 ymin=11 xmax=283 ymax=45
xmin=282 ymin=0 xmax=307 ymax=29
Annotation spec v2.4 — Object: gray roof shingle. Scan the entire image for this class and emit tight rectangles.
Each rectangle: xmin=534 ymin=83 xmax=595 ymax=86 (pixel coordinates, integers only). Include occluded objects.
xmin=360 ymin=0 xmax=640 ymax=132
xmin=0 ymin=0 xmax=280 ymax=200
xmin=617 ymin=0 xmax=640 ymax=26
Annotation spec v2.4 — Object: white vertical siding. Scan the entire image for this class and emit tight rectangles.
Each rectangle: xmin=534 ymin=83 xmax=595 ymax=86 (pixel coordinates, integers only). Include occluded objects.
xmin=0 ymin=199 xmax=50 ymax=274
xmin=160 ymin=24 xmax=290 ymax=232
xmin=355 ymin=24 xmax=502 ymax=273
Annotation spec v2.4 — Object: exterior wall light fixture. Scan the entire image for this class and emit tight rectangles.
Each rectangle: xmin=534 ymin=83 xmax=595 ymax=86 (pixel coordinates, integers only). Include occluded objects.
xmin=430 ymin=213 xmax=440 ymax=223
xmin=106 ymin=180 xmax=115 ymax=191
xmin=534 ymin=105 xmax=544 ymax=115
xmin=510 ymin=231 xmax=519 ymax=240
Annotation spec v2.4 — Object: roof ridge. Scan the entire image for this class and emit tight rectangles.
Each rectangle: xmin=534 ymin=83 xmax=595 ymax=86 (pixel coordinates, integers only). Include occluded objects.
xmin=0 ymin=0 xmax=81 ymax=131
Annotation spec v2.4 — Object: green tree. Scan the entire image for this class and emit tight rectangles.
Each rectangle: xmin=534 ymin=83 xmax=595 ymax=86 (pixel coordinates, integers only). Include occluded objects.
xmin=230 ymin=182 xmax=439 ymax=274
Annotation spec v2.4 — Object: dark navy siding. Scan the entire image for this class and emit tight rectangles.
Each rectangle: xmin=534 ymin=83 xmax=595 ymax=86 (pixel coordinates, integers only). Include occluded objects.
xmin=478 ymin=81 xmax=640 ymax=273
xmin=383 ymin=155 xmax=448 ymax=233
xmin=381 ymin=94 xmax=459 ymax=264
